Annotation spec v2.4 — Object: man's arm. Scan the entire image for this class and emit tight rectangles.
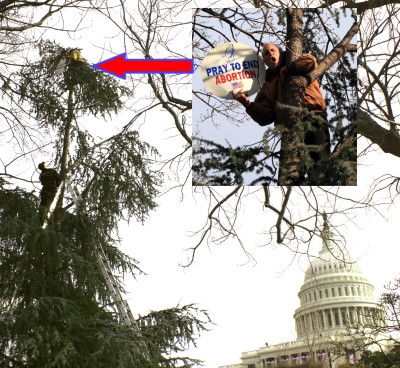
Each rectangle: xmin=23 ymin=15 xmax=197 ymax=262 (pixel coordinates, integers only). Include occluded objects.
xmin=286 ymin=54 xmax=317 ymax=75
xmin=233 ymin=89 xmax=275 ymax=126
xmin=246 ymin=92 xmax=276 ymax=126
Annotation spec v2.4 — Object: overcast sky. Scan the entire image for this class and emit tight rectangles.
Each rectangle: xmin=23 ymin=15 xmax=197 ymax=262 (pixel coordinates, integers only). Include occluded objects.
xmin=119 ymin=136 xmax=400 ymax=368
xmin=5 ymin=2 xmax=400 ymax=368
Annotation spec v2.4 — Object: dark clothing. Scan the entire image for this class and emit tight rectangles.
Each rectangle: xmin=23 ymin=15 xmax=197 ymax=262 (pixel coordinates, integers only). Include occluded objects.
xmin=305 ymin=111 xmax=331 ymax=163
xmin=39 ymin=191 xmax=56 ymax=209
xmin=39 ymin=168 xmax=61 ymax=209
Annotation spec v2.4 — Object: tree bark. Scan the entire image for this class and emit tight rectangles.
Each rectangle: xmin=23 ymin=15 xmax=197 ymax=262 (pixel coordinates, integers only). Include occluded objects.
xmin=55 ymin=87 xmax=74 ymax=227
xmin=278 ymin=12 xmax=358 ymax=185
xmin=358 ymin=109 xmax=400 ymax=157
xmin=353 ymin=0 xmax=400 ymax=11
xmin=278 ymin=8 xmax=305 ymax=186
xmin=306 ymin=22 xmax=358 ymax=85
xmin=322 ymin=0 xmax=400 ymax=11
xmin=60 ymin=87 xmax=74 ymax=178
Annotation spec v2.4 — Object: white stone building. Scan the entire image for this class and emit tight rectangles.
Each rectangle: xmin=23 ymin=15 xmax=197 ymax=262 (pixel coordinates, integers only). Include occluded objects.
xmin=220 ymin=217 xmax=387 ymax=368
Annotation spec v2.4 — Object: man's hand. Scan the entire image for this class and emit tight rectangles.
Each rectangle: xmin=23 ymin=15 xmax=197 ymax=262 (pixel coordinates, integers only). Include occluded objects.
xmin=232 ymin=89 xmax=251 ymax=108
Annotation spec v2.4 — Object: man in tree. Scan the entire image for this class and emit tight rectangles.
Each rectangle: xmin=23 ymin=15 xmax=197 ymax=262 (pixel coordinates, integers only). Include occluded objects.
xmin=54 ymin=48 xmax=85 ymax=76
xmin=38 ymin=162 xmax=61 ymax=225
xmin=65 ymin=48 xmax=86 ymax=88
xmin=67 ymin=48 xmax=84 ymax=63
xmin=233 ymin=43 xmax=330 ymax=176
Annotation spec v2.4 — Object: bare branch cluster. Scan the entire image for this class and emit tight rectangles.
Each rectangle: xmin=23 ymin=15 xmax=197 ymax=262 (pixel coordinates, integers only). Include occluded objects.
xmin=95 ymin=0 xmax=193 ymax=188
xmin=186 ymin=185 xmax=384 ymax=267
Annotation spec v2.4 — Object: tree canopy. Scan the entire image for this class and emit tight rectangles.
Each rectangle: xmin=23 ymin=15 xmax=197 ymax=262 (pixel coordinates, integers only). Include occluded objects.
xmin=361 ymin=344 xmax=400 ymax=368
xmin=0 ymin=2 xmax=209 ymax=367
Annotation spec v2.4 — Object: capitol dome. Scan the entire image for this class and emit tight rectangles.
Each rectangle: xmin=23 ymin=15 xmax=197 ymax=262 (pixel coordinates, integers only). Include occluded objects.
xmin=220 ymin=214 xmax=388 ymax=368
xmin=294 ymin=215 xmax=380 ymax=339
xmin=303 ymin=220 xmax=362 ymax=282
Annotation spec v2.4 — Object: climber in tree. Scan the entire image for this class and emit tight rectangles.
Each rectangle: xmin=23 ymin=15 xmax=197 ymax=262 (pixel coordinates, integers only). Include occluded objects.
xmin=65 ymin=49 xmax=85 ymax=88
xmin=54 ymin=48 xmax=85 ymax=75
xmin=38 ymin=162 xmax=61 ymax=225
xmin=54 ymin=48 xmax=86 ymax=88
xmin=233 ymin=43 xmax=331 ymax=165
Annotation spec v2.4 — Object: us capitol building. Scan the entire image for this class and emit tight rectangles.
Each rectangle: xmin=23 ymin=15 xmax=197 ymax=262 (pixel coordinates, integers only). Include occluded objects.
xmin=220 ymin=216 xmax=387 ymax=368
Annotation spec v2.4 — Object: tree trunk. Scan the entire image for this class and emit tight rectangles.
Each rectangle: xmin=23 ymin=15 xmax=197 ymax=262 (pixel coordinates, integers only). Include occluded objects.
xmin=54 ymin=86 xmax=74 ymax=228
xmin=60 ymin=87 xmax=74 ymax=177
xmin=278 ymin=8 xmax=307 ymax=186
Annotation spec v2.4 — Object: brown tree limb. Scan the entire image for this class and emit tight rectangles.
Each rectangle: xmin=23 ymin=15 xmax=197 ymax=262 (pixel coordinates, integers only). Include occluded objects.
xmin=321 ymin=0 xmax=400 ymax=10
xmin=306 ymin=22 xmax=358 ymax=85
xmin=347 ymin=43 xmax=357 ymax=52
xmin=183 ymin=186 xmax=246 ymax=267
xmin=276 ymin=186 xmax=292 ymax=244
xmin=357 ymin=108 xmax=400 ymax=157
xmin=355 ymin=0 xmax=400 ymax=11
xmin=201 ymin=8 xmax=264 ymax=46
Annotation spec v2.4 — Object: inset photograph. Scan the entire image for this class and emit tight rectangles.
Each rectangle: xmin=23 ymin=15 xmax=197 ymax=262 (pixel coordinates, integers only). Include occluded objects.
xmin=193 ymin=8 xmax=357 ymax=186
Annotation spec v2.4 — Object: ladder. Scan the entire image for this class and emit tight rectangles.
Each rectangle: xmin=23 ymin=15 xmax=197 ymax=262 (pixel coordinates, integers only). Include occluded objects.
xmin=64 ymin=179 xmax=151 ymax=359
xmin=96 ymin=245 xmax=140 ymax=327
xmin=3 ymin=179 xmax=151 ymax=361
xmin=64 ymin=179 xmax=137 ymax=325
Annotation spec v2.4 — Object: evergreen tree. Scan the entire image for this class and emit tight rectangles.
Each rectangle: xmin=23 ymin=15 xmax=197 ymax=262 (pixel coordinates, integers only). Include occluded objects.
xmin=193 ymin=137 xmax=279 ymax=185
xmin=360 ymin=344 xmax=400 ymax=368
xmin=0 ymin=41 xmax=210 ymax=367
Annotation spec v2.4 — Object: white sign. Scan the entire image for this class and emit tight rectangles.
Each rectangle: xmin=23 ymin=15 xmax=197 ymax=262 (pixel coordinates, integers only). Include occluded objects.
xmin=200 ymin=42 xmax=266 ymax=99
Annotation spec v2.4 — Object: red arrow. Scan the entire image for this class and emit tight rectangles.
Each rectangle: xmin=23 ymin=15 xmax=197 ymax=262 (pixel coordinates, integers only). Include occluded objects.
xmin=92 ymin=53 xmax=194 ymax=79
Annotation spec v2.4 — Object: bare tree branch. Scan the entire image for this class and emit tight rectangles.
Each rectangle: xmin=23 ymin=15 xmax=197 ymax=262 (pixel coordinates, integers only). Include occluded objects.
xmin=358 ymin=109 xmax=400 ymax=157
xmin=307 ymin=22 xmax=358 ymax=85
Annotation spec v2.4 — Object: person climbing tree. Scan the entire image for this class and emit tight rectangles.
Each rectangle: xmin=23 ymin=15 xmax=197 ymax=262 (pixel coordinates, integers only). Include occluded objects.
xmin=55 ymin=48 xmax=85 ymax=75
xmin=38 ymin=162 xmax=61 ymax=226
xmin=233 ymin=43 xmax=331 ymax=183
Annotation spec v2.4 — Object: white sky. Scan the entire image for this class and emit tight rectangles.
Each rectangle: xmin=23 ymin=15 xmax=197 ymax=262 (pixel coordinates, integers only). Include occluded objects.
xmin=119 ymin=138 xmax=400 ymax=368
xmin=3 ymin=2 xmax=400 ymax=368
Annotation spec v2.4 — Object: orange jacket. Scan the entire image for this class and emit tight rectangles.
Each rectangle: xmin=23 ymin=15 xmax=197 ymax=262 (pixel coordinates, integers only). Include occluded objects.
xmin=246 ymin=54 xmax=326 ymax=126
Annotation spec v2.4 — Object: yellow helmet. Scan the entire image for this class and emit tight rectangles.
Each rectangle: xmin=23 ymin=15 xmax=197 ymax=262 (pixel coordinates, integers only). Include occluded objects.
xmin=68 ymin=49 xmax=84 ymax=62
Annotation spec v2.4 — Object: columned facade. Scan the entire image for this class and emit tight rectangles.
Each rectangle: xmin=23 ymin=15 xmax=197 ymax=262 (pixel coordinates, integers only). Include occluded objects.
xmin=294 ymin=218 xmax=380 ymax=341
xmin=219 ymin=216 xmax=386 ymax=368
